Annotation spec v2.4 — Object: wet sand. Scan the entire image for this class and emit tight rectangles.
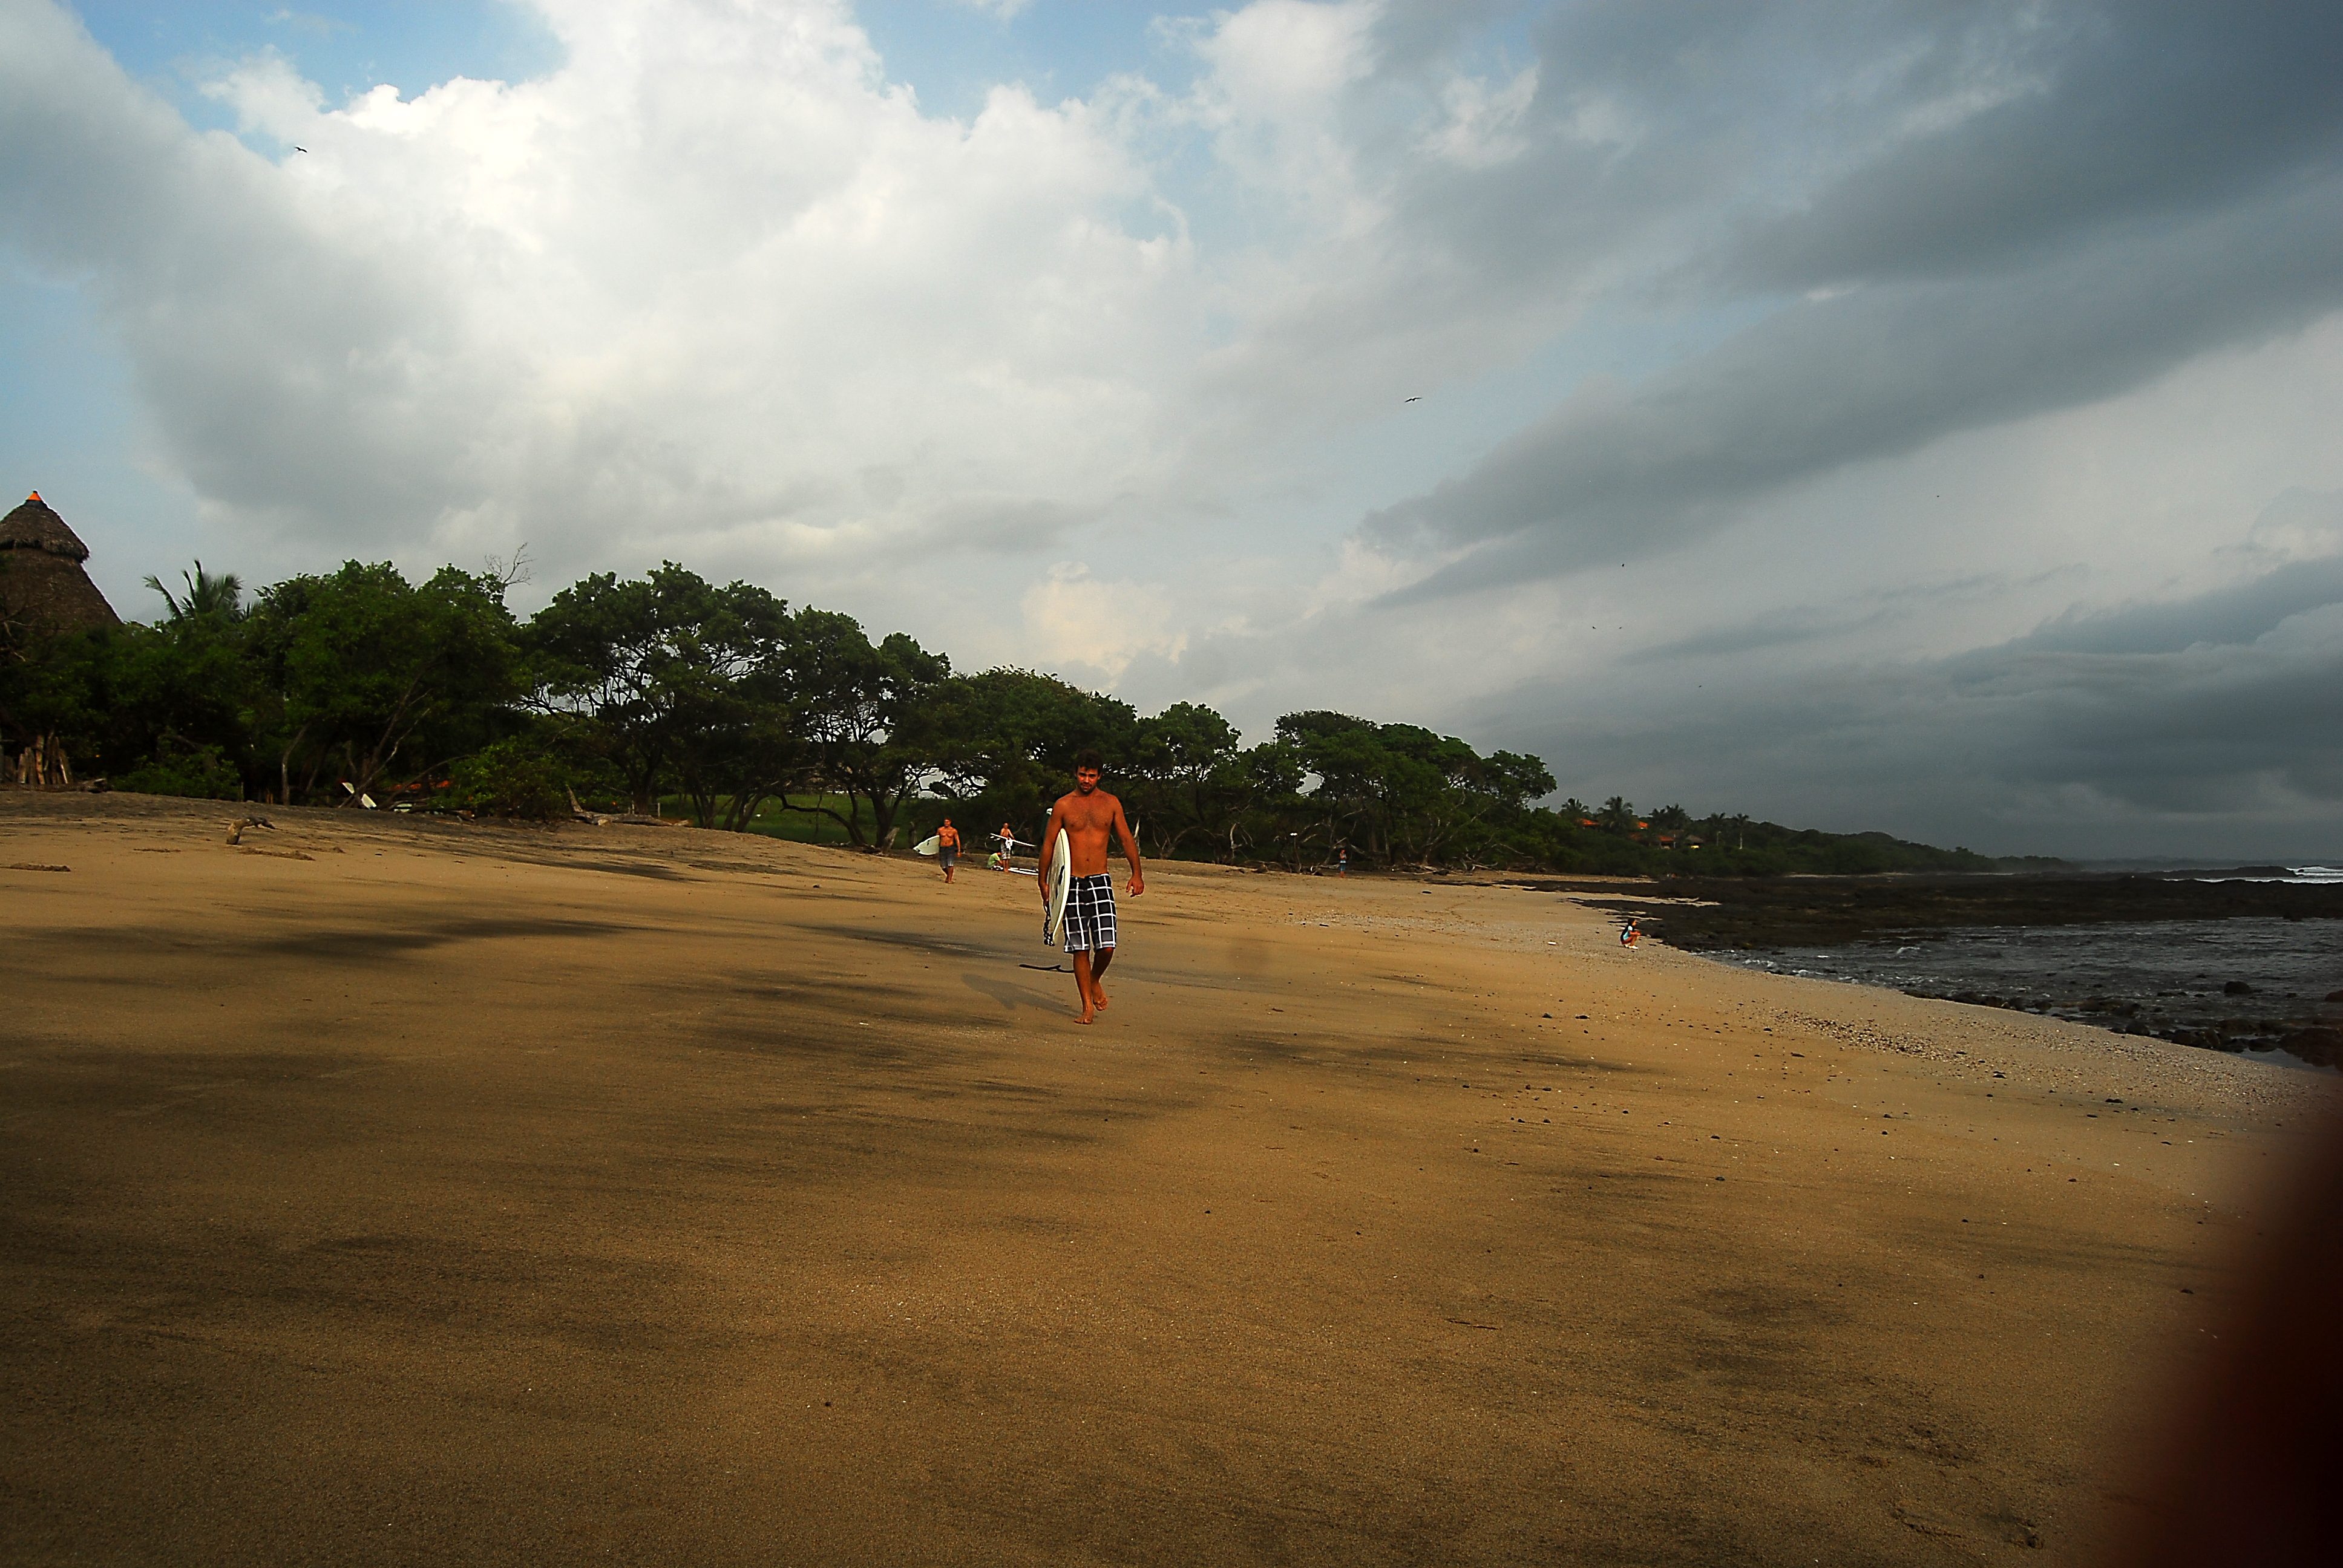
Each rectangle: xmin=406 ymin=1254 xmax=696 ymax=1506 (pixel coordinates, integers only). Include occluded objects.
xmin=4 ymin=792 xmax=2335 ymax=1566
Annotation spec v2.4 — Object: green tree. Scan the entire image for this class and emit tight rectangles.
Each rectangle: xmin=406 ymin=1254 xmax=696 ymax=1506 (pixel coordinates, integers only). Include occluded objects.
xmin=1 ymin=607 xmax=259 ymax=796
xmin=250 ymin=562 xmax=522 ymax=805
xmin=1270 ymin=713 xmax=1552 ymax=868
xmin=528 ymin=564 xmax=788 ymax=819
xmin=1116 ymin=703 xmax=1308 ymax=862
xmin=920 ymin=668 xmax=1136 ymax=841
xmin=1124 ymin=701 xmax=1238 ymax=857
xmin=1597 ymin=795 xmax=1640 ymax=835
xmin=1213 ymin=740 xmax=1306 ymax=862
xmin=770 ymin=609 xmax=951 ymax=848
xmin=142 ymin=561 xmax=246 ymax=624
xmin=0 ymin=622 xmax=114 ymax=782
xmin=448 ymin=735 xmax=572 ymax=822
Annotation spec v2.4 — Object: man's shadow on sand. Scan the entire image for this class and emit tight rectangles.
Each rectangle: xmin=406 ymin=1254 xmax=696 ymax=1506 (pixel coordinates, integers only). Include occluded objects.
xmin=962 ymin=971 xmax=1060 ymax=1014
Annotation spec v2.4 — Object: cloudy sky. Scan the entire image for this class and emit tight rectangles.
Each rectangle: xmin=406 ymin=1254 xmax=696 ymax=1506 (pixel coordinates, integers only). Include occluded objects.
xmin=5 ymin=0 xmax=2341 ymax=858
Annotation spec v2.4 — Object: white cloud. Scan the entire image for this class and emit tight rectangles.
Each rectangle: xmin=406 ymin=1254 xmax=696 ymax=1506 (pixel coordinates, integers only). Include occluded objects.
xmin=1018 ymin=561 xmax=1191 ymax=682
xmin=1422 ymin=62 xmax=1538 ymax=168
xmin=5 ymin=0 xmax=1206 ymax=581
xmin=198 ymin=49 xmax=326 ymax=137
xmin=2240 ymin=488 xmax=2343 ymax=566
xmin=1187 ymin=0 xmax=1381 ymax=125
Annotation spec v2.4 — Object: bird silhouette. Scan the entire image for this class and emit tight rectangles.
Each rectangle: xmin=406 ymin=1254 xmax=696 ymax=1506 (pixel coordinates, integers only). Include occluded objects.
xmin=1403 ymin=396 xmax=1420 ymax=403
xmin=293 ymin=145 xmax=309 ymax=154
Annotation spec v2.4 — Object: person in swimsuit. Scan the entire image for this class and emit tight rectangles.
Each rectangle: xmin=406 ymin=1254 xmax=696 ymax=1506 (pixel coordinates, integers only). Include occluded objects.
xmin=1039 ymin=750 xmax=1144 ymax=1024
xmin=997 ymin=821 xmax=1018 ymax=869
xmin=937 ymin=818 xmax=960 ymax=883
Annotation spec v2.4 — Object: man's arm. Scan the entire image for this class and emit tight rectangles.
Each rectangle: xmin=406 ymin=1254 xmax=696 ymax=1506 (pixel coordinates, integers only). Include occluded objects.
xmin=1112 ymin=797 xmax=1145 ymax=897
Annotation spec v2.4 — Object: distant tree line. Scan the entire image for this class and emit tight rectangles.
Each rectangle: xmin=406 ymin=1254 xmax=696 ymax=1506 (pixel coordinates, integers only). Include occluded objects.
xmin=0 ymin=555 xmax=2046 ymax=875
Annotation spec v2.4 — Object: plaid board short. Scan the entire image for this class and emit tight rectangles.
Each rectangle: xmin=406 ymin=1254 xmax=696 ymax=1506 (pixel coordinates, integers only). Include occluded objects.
xmin=1058 ymin=874 xmax=1117 ymax=953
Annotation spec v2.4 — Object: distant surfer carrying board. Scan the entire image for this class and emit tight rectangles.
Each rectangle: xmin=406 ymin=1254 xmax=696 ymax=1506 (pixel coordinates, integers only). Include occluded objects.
xmin=1039 ymin=750 xmax=1144 ymax=1025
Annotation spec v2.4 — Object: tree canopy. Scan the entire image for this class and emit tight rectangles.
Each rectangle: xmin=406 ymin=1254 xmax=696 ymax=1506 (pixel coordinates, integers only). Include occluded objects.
xmin=528 ymin=564 xmax=791 ymax=821
xmin=0 ymin=549 xmax=2042 ymax=876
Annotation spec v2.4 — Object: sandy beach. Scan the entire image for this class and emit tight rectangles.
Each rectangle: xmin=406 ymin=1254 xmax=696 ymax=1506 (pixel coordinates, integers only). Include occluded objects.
xmin=3 ymin=792 xmax=2334 ymax=1566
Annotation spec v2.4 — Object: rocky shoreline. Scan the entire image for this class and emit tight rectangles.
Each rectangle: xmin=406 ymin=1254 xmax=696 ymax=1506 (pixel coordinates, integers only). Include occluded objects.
xmin=1510 ymin=870 xmax=2343 ymax=948
xmin=1888 ymin=983 xmax=2343 ymax=1070
xmin=1513 ymin=872 xmax=2343 ymax=1070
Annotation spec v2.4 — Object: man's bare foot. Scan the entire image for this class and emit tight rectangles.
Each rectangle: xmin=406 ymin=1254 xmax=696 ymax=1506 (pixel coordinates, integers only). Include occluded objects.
xmin=1075 ymin=1008 xmax=1094 ymax=1025
xmin=1092 ymin=989 xmax=1110 ymax=1010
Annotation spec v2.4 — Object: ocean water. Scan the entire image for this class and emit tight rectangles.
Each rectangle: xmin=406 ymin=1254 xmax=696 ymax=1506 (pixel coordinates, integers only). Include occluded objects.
xmin=2191 ymin=864 xmax=2343 ymax=884
xmin=1722 ymin=915 xmax=2343 ymax=1072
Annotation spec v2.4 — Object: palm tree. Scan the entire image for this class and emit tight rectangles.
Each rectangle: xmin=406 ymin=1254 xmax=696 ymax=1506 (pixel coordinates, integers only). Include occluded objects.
xmin=143 ymin=561 xmax=244 ymax=623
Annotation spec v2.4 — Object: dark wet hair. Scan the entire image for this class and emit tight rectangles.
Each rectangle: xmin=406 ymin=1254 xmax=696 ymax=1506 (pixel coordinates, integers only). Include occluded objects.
xmin=1076 ymin=748 xmax=1104 ymax=772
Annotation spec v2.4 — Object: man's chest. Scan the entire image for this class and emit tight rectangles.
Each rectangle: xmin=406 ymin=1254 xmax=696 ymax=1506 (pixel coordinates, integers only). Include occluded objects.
xmin=1060 ymin=798 xmax=1117 ymax=832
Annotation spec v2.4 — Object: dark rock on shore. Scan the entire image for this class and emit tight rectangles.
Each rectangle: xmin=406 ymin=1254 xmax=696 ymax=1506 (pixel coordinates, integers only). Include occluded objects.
xmin=1512 ymin=872 xmax=2343 ymax=952
xmin=1510 ymin=871 xmax=2342 ymax=1071
xmin=1900 ymin=990 xmax=2341 ymax=1067
xmin=2278 ymin=1025 xmax=2343 ymax=1070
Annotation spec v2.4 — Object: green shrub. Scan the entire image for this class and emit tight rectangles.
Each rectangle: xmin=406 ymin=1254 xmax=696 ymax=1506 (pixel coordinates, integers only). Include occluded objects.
xmin=116 ymin=742 xmax=244 ymax=800
xmin=448 ymin=738 xmax=569 ymax=822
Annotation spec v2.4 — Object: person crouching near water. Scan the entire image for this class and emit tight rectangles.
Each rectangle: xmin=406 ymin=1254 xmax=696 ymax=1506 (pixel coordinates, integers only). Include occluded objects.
xmin=937 ymin=818 xmax=961 ymax=883
xmin=1619 ymin=918 xmax=1640 ymax=947
xmin=1040 ymin=750 xmax=1145 ymax=1025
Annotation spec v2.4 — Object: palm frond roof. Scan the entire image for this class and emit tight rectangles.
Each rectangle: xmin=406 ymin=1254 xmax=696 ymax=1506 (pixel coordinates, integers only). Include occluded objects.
xmin=1 ymin=492 xmax=91 ymax=561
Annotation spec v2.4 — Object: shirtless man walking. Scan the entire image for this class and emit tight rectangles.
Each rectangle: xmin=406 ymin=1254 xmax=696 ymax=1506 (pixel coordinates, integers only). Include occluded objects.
xmin=1039 ymin=750 xmax=1144 ymax=1024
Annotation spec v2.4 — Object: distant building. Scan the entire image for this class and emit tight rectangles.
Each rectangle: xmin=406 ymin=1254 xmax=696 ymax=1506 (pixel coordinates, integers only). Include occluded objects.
xmin=0 ymin=492 xmax=122 ymax=636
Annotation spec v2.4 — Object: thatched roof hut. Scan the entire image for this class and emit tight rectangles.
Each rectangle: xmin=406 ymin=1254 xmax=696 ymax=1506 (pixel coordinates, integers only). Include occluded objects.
xmin=1 ymin=492 xmax=122 ymax=636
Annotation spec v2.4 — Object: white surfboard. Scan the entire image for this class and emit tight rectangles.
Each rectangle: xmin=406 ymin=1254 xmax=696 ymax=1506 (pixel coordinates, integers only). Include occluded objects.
xmin=914 ymin=834 xmax=942 ymax=857
xmin=1041 ymin=828 xmax=1072 ymax=946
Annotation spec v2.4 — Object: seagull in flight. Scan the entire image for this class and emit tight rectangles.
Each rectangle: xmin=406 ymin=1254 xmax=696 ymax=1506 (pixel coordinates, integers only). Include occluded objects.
xmin=293 ymin=145 xmax=309 ymax=153
xmin=1403 ymin=396 xmax=1420 ymax=402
